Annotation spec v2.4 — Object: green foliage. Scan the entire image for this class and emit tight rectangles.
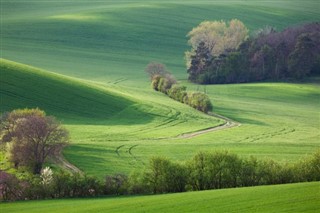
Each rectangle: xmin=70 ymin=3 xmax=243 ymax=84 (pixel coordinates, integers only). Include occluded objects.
xmin=185 ymin=92 xmax=213 ymax=113
xmin=148 ymin=63 xmax=213 ymax=113
xmin=189 ymin=22 xmax=320 ymax=84
xmin=167 ymin=85 xmax=187 ymax=103
xmin=0 ymin=108 xmax=69 ymax=174
xmin=133 ymin=150 xmax=320 ymax=195
xmin=151 ymin=74 xmax=176 ymax=94
xmin=105 ymin=174 xmax=128 ymax=195
xmin=288 ymin=33 xmax=319 ymax=79
xmin=144 ymin=157 xmax=188 ymax=194
xmin=151 ymin=75 xmax=162 ymax=91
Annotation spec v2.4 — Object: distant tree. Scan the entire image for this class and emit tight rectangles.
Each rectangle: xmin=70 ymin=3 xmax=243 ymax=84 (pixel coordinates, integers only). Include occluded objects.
xmin=186 ymin=21 xmax=320 ymax=84
xmin=186 ymin=19 xmax=248 ymax=82
xmin=187 ymin=42 xmax=212 ymax=82
xmin=288 ymin=33 xmax=317 ymax=78
xmin=187 ymin=19 xmax=247 ymax=58
xmin=0 ymin=108 xmax=69 ymax=174
xmin=145 ymin=62 xmax=169 ymax=80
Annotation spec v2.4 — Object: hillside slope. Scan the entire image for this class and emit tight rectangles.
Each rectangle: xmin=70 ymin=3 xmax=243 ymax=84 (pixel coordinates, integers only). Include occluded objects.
xmin=2 ymin=1 xmax=320 ymax=85
xmin=0 ymin=58 xmax=141 ymax=124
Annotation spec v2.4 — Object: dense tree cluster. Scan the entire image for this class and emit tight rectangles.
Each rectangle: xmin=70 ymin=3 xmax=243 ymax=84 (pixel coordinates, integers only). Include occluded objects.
xmin=146 ymin=62 xmax=213 ymax=113
xmin=187 ymin=22 xmax=320 ymax=84
xmin=1 ymin=150 xmax=319 ymax=201
xmin=0 ymin=109 xmax=69 ymax=174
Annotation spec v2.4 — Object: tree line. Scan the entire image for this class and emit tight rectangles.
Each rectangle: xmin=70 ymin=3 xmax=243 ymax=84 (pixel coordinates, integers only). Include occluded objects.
xmin=186 ymin=20 xmax=320 ymax=84
xmin=1 ymin=150 xmax=319 ymax=201
xmin=145 ymin=62 xmax=213 ymax=113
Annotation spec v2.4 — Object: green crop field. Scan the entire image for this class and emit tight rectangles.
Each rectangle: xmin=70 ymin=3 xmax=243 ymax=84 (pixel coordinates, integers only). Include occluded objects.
xmin=1 ymin=182 xmax=320 ymax=212
xmin=1 ymin=0 xmax=319 ymax=177
xmin=1 ymin=0 xmax=320 ymax=210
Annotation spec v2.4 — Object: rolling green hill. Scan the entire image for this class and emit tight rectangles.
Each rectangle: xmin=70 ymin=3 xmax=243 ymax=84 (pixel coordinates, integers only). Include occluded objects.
xmin=2 ymin=0 xmax=320 ymax=86
xmin=0 ymin=58 xmax=138 ymax=123
xmin=1 ymin=0 xmax=319 ymax=180
xmin=1 ymin=182 xmax=319 ymax=213
xmin=0 ymin=59 xmax=224 ymax=175
xmin=1 ymin=1 xmax=320 ymax=210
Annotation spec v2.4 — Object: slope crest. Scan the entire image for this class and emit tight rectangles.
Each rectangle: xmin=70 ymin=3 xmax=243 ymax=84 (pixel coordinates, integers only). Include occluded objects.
xmin=0 ymin=58 xmax=148 ymax=124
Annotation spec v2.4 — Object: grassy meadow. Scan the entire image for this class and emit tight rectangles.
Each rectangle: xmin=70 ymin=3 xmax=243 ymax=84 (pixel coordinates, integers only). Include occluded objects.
xmin=2 ymin=0 xmax=320 ymax=85
xmin=2 ymin=182 xmax=320 ymax=212
xmin=1 ymin=0 xmax=320 ymax=177
xmin=0 ymin=0 xmax=320 ymax=210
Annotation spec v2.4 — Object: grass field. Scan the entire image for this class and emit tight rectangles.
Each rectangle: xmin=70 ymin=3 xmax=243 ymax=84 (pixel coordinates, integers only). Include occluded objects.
xmin=1 ymin=0 xmax=320 ymax=178
xmin=1 ymin=59 xmax=319 ymax=177
xmin=1 ymin=0 xmax=320 ymax=211
xmin=2 ymin=0 xmax=320 ymax=85
xmin=1 ymin=182 xmax=319 ymax=212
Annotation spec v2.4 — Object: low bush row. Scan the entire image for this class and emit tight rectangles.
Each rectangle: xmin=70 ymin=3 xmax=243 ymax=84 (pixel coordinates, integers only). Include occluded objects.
xmin=1 ymin=150 xmax=319 ymax=201
xmin=151 ymin=74 xmax=212 ymax=113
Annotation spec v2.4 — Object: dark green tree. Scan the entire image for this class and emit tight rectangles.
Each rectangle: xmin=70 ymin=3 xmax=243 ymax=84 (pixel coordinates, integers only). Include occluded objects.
xmin=187 ymin=42 xmax=212 ymax=83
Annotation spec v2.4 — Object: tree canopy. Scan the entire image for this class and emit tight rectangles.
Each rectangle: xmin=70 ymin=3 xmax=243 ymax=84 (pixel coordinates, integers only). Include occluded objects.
xmin=186 ymin=21 xmax=320 ymax=84
xmin=0 ymin=108 xmax=69 ymax=174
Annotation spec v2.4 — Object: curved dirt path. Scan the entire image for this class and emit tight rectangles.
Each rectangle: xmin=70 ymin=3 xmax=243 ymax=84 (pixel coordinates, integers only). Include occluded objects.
xmin=52 ymin=147 xmax=84 ymax=175
xmin=177 ymin=112 xmax=240 ymax=139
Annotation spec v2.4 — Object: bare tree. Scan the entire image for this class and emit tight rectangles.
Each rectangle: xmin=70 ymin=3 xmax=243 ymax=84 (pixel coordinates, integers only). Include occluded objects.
xmin=145 ymin=62 xmax=169 ymax=79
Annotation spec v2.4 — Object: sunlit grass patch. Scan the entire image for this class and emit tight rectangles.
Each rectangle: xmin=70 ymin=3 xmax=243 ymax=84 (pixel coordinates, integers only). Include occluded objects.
xmin=48 ymin=14 xmax=99 ymax=21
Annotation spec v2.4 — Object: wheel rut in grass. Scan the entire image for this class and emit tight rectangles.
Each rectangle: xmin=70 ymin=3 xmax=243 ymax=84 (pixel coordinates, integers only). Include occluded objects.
xmin=237 ymin=128 xmax=296 ymax=143
xmin=59 ymin=113 xmax=239 ymax=173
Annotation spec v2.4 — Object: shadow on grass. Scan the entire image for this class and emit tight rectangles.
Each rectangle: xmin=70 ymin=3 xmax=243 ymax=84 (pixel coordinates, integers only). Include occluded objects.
xmin=214 ymin=106 xmax=268 ymax=126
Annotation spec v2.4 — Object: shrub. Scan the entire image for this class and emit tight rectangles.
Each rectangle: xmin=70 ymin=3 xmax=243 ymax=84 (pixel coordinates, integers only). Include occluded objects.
xmin=186 ymin=92 xmax=213 ymax=113
xmin=105 ymin=174 xmax=128 ymax=195
xmin=145 ymin=62 xmax=169 ymax=80
xmin=0 ymin=171 xmax=24 ymax=201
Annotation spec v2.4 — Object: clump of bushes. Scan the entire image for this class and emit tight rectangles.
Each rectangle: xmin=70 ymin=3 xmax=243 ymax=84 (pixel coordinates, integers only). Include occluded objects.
xmin=146 ymin=62 xmax=213 ymax=113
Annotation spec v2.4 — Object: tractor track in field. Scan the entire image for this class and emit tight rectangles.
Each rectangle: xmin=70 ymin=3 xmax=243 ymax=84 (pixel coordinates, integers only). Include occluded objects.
xmin=58 ymin=113 xmax=239 ymax=173
xmin=237 ymin=127 xmax=295 ymax=143
xmin=116 ymin=144 xmax=146 ymax=166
